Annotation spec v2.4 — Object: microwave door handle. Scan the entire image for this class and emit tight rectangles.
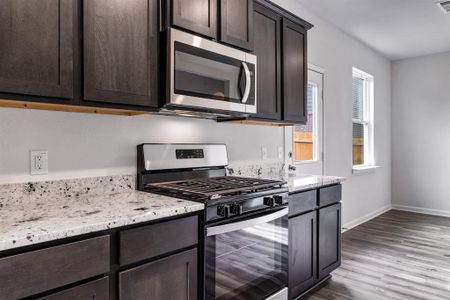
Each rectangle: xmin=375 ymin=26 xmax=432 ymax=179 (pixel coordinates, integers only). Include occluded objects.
xmin=206 ymin=207 xmax=288 ymax=237
xmin=241 ymin=62 xmax=251 ymax=104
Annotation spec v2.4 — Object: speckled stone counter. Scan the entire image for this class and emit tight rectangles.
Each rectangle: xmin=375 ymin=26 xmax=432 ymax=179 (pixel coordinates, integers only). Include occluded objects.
xmin=284 ymin=174 xmax=345 ymax=193
xmin=0 ymin=176 xmax=203 ymax=252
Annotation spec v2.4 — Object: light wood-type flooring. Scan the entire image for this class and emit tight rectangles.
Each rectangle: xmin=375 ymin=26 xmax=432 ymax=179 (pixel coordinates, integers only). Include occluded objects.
xmin=305 ymin=210 xmax=450 ymax=300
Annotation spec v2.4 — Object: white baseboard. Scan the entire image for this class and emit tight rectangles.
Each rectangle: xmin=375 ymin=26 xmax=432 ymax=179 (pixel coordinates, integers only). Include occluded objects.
xmin=392 ymin=204 xmax=450 ymax=218
xmin=342 ymin=204 xmax=392 ymax=232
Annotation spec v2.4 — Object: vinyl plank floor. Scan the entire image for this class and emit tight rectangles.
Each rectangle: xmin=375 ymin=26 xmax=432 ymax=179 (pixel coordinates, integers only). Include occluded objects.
xmin=304 ymin=210 xmax=450 ymax=300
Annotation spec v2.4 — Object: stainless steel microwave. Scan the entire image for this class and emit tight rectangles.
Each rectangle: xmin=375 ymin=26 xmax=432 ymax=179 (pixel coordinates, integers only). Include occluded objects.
xmin=165 ymin=28 xmax=257 ymax=115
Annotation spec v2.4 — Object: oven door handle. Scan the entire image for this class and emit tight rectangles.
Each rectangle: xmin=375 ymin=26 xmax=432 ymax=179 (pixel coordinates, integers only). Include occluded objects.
xmin=241 ymin=62 xmax=251 ymax=104
xmin=206 ymin=207 xmax=288 ymax=237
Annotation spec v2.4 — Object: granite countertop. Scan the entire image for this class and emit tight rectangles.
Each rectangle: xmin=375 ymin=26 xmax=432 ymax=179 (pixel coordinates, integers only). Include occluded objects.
xmin=285 ymin=174 xmax=345 ymax=193
xmin=0 ymin=176 xmax=203 ymax=252
xmin=0 ymin=171 xmax=342 ymax=253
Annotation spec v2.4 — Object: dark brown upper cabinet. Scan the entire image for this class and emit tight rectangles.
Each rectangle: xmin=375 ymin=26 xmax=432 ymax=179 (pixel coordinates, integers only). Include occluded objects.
xmin=220 ymin=0 xmax=254 ymax=51
xmin=170 ymin=0 xmax=218 ymax=39
xmin=83 ymin=0 xmax=159 ymax=107
xmin=253 ymin=2 xmax=281 ymax=120
xmin=282 ymin=18 xmax=307 ymax=124
xmin=0 ymin=0 xmax=80 ymax=100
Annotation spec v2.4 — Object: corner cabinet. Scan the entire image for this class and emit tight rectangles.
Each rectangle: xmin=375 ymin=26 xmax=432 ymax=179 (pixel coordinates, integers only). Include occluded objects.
xmin=83 ymin=0 xmax=159 ymax=107
xmin=0 ymin=0 xmax=80 ymax=100
xmin=252 ymin=0 xmax=312 ymax=124
xmin=288 ymin=185 xmax=342 ymax=299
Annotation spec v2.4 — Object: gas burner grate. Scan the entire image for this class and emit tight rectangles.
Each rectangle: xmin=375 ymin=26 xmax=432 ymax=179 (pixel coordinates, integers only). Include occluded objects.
xmin=143 ymin=176 xmax=285 ymax=201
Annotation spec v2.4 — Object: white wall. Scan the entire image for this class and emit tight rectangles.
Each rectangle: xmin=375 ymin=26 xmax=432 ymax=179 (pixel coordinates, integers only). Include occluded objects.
xmin=392 ymin=51 xmax=450 ymax=216
xmin=272 ymin=0 xmax=392 ymax=226
xmin=0 ymin=109 xmax=283 ymax=183
xmin=0 ymin=1 xmax=392 ymax=227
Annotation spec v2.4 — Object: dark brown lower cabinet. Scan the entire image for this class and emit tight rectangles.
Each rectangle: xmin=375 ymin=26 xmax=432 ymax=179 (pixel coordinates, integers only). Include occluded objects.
xmin=288 ymin=185 xmax=342 ymax=299
xmin=318 ymin=202 xmax=342 ymax=279
xmin=288 ymin=210 xmax=317 ymax=300
xmin=119 ymin=248 xmax=198 ymax=300
xmin=37 ymin=277 xmax=109 ymax=300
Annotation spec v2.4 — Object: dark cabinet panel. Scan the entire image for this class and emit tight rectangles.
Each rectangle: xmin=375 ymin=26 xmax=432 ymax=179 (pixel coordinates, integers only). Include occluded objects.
xmin=319 ymin=185 xmax=342 ymax=208
xmin=120 ymin=215 xmax=198 ymax=266
xmin=253 ymin=3 xmax=281 ymax=120
xmin=288 ymin=211 xmax=317 ymax=299
xmin=318 ymin=202 xmax=342 ymax=279
xmin=0 ymin=0 xmax=80 ymax=99
xmin=220 ymin=0 xmax=253 ymax=50
xmin=83 ymin=0 xmax=158 ymax=107
xmin=282 ymin=18 xmax=307 ymax=124
xmin=288 ymin=190 xmax=317 ymax=217
xmin=171 ymin=0 xmax=217 ymax=39
xmin=0 ymin=236 xmax=110 ymax=299
xmin=37 ymin=277 xmax=109 ymax=300
xmin=120 ymin=248 xmax=198 ymax=300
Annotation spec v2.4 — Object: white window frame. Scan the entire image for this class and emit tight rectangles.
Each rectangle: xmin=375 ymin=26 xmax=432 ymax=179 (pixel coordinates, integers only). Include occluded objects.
xmin=293 ymin=81 xmax=319 ymax=164
xmin=352 ymin=67 xmax=376 ymax=172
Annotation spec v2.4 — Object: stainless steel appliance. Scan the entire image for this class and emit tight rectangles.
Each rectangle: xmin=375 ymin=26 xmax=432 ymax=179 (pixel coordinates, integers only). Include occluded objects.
xmin=163 ymin=29 xmax=257 ymax=116
xmin=137 ymin=143 xmax=288 ymax=300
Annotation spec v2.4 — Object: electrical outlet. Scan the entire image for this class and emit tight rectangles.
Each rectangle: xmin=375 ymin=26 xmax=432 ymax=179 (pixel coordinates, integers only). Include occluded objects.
xmin=261 ymin=147 xmax=268 ymax=160
xmin=31 ymin=150 xmax=48 ymax=175
xmin=278 ymin=146 xmax=283 ymax=159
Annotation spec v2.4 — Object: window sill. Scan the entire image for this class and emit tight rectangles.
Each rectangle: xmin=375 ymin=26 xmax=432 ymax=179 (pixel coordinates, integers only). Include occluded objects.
xmin=352 ymin=165 xmax=379 ymax=175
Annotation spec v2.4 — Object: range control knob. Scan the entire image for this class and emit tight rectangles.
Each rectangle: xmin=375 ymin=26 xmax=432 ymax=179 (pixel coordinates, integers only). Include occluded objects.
xmin=264 ymin=197 xmax=275 ymax=207
xmin=274 ymin=195 xmax=284 ymax=205
xmin=217 ymin=205 xmax=230 ymax=217
xmin=230 ymin=204 xmax=243 ymax=215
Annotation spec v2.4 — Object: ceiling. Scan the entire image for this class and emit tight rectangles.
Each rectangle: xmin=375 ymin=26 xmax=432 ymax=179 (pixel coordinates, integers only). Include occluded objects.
xmin=296 ymin=0 xmax=450 ymax=60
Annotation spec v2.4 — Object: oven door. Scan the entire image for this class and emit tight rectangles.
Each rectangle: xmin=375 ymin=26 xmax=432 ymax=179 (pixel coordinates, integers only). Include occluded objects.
xmin=205 ymin=207 xmax=288 ymax=300
xmin=169 ymin=29 xmax=256 ymax=114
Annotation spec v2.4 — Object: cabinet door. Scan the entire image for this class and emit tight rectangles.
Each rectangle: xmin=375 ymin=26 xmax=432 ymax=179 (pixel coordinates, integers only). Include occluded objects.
xmin=171 ymin=0 xmax=217 ymax=39
xmin=220 ymin=0 xmax=253 ymax=50
xmin=318 ymin=202 xmax=342 ymax=279
xmin=288 ymin=211 xmax=317 ymax=299
xmin=0 ymin=0 xmax=79 ymax=99
xmin=37 ymin=277 xmax=109 ymax=300
xmin=253 ymin=3 xmax=281 ymax=120
xmin=120 ymin=248 xmax=197 ymax=300
xmin=84 ymin=0 xmax=158 ymax=107
xmin=282 ymin=18 xmax=307 ymax=124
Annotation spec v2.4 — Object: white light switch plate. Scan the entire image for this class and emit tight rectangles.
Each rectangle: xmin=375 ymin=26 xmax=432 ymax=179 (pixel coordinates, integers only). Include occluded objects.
xmin=261 ymin=147 xmax=268 ymax=160
xmin=278 ymin=146 xmax=283 ymax=159
xmin=31 ymin=150 xmax=48 ymax=175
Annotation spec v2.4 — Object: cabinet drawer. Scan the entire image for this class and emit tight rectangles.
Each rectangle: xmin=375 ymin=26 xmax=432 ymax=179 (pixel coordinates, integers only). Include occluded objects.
xmin=318 ymin=185 xmax=342 ymax=207
xmin=37 ymin=277 xmax=109 ymax=300
xmin=288 ymin=190 xmax=317 ymax=217
xmin=120 ymin=215 xmax=198 ymax=266
xmin=0 ymin=236 xmax=110 ymax=300
xmin=119 ymin=248 xmax=197 ymax=300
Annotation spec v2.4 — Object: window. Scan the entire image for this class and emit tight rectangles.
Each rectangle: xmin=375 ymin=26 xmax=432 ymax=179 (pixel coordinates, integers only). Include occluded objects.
xmin=293 ymin=82 xmax=318 ymax=162
xmin=352 ymin=67 xmax=374 ymax=168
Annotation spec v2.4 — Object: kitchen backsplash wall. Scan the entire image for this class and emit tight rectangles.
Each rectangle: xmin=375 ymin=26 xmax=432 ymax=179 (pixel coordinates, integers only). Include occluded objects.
xmin=0 ymin=161 xmax=286 ymax=206
xmin=0 ymin=108 xmax=284 ymax=184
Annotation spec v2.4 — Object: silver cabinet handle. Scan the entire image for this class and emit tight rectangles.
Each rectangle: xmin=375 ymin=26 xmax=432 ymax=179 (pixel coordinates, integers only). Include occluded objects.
xmin=241 ymin=62 xmax=251 ymax=104
xmin=206 ymin=207 xmax=288 ymax=237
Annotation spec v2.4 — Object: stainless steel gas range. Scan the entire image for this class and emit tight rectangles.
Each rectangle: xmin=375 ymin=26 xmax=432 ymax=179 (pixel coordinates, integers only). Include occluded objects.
xmin=137 ymin=143 xmax=288 ymax=300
